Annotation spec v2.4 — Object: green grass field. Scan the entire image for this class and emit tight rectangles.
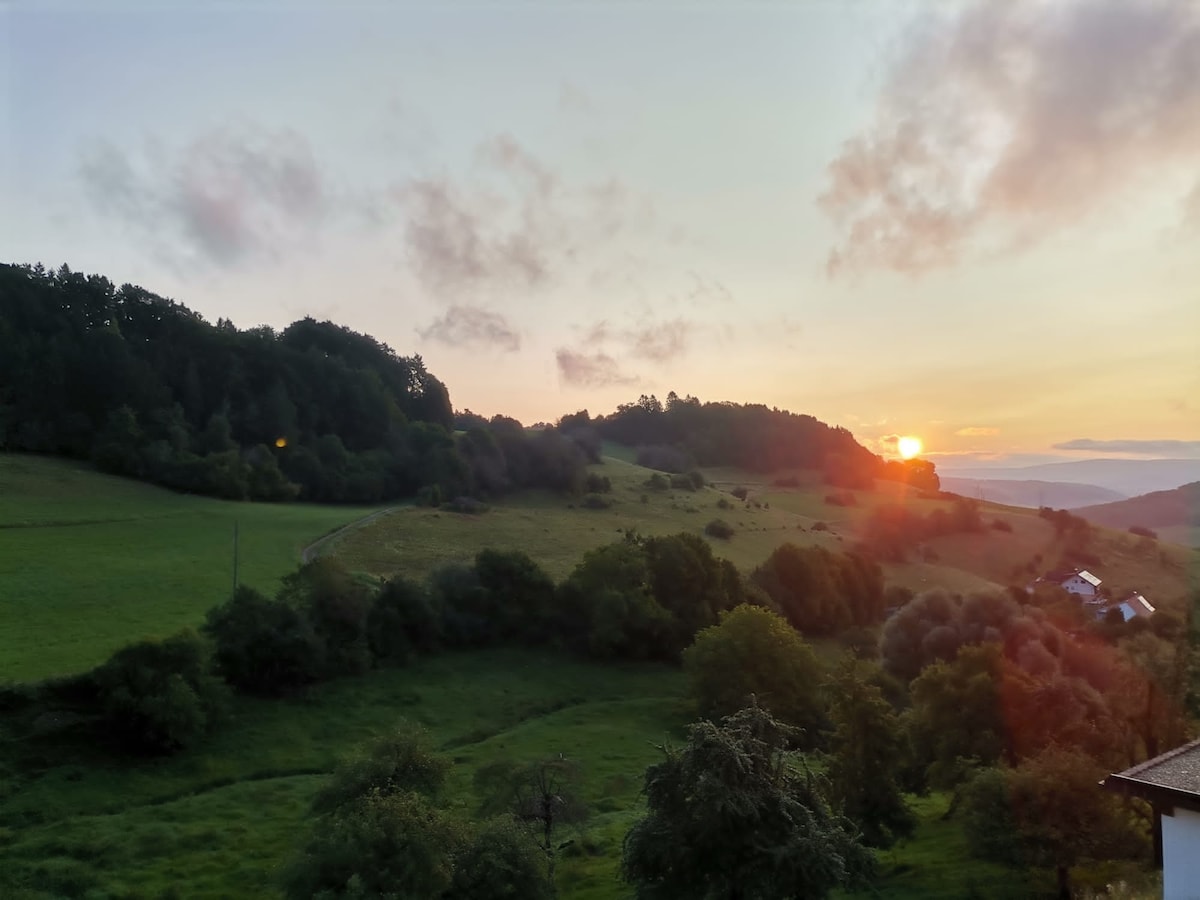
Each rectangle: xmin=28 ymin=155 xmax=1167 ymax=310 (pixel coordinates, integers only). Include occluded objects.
xmin=0 ymin=649 xmax=689 ymax=899
xmin=0 ymin=454 xmax=382 ymax=682
xmin=1 ymin=451 xmax=1186 ymax=899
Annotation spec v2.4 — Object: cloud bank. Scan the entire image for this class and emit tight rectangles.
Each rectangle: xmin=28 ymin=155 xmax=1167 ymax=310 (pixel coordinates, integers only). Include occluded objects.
xmin=1052 ymin=438 xmax=1200 ymax=456
xmin=956 ymin=426 xmax=1000 ymax=437
xmin=821 ymin=0 xmax=1200 ymax=275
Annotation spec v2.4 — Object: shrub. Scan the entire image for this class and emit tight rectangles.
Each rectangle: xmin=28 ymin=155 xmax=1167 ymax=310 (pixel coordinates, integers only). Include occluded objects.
xmin=585 ymin=473 xmax=612 ymax=494
xmin=991 ymin=518 xmax=1013 ymax=533
xmin=644 ymin=473 xmax=669 ymax=491
xmin=205 ymin=585 xmax=324 ymax=694
xmin=670 ymin=470 xmax=705 ymax=491
xmin=94 ymin=630 xmax=228 ymax=754
xmin=635 ymin=444 xmax=693 ymax=473
xmin=311 ymin=725 xmax=449 ymax=814
xmin=367 ymin=577 xmax=443 ymax=663
xmin=582 ymin=493 xmax=612 ymax=510
xmin=705 ymin=519 xmax=735 ymax=540
xmin=731 ymin=486 xmax=749 ymax=501
xmin=824 ymin=491 xmax=857 ymax=507
xmin=717 ymin=497 xmax=733 ymax=510
xmin=1129 ymin=525 xmax=1157 ymax=540
xmin=416 ymin=483 xmax=443 ymax=507
xmin=445 ymin=496 xmax=489 ymax=514
xmin=812 ymin=521 xmax=829 ymax=532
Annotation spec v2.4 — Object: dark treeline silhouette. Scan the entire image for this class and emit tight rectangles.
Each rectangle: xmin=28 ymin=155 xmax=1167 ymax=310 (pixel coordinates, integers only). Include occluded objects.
xmin=0 ymin=263 xmax=589 ymax=503
xmin=561 ymin=393 xmax=939 ymax=490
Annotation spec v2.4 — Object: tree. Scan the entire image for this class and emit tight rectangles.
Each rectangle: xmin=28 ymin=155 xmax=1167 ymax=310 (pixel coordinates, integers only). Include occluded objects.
xmin=960 ymin=748 xmax=1145 ymax=899
xmin=312 ymin=725 xmax=448 ymax=817
xmin=93 ymin=630 xmax=228 ymax=754
xmin=824 ymin=658 xmax=915 ymax=847
xmin=473 ymin=756 xmax=589 ymax=889
xmin=682 ymin=605 xmax=825 ymax=741
xmin=279 ymin=558 xmax=373 ymax=677
xmin=622 ymin=705 xmax=874 ymax=899
xmin=204 ymin=585 xmax=324 ymax=694
xmin=473 ymin=548 xmax=556 ymax=645
xmin=905 ymin=643 xmax=1008 ymax=791
xmin=448 ymin=816 xmax=555 ymax=900
xmin=282 ymin=790 xmax=465 ymax=899
xmin=366 ymin=576 xmax=442 ymax=663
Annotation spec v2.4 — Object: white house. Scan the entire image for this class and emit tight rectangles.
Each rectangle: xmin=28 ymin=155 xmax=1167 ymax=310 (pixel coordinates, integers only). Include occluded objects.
xmin=1032 ymin=568 xmax=1103 ymax=599
xmin=1105 ymin=738 xmax=1200 ymax=900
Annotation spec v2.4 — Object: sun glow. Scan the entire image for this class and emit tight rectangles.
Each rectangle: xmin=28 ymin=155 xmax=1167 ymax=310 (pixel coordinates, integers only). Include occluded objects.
xmin=897 ymin=436 xmax=923 ymax=460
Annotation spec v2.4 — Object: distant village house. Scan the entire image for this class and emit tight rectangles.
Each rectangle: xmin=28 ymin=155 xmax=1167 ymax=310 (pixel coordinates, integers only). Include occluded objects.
xmin=1029 ymin=567 xmax=1102 ymax=599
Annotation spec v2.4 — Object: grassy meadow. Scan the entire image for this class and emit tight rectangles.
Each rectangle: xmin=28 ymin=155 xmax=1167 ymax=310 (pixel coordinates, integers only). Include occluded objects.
xmin=1 ymin=450 xmax=1193 ymax=899
xmin=0 ymin=454 xmax=382 ymax=682
xmin=0 ymin=649 xmax=690 ymax=899
xmin=333 ymin=454 xmax=1194 ymax=613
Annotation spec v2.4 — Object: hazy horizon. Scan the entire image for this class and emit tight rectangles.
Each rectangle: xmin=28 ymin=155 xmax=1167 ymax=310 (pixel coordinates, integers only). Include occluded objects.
xmin=4 ymin=0 xmax=1197 ymax=465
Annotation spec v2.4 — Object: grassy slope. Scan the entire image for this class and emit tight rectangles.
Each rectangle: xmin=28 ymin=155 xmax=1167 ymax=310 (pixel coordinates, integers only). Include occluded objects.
xmin=0 ymin=650 xmax=688 ymax=900
xmin=0 ymin=454 xmax=381 ymax=682
xmin=334 ymin=454 xmax=1194 ymax=609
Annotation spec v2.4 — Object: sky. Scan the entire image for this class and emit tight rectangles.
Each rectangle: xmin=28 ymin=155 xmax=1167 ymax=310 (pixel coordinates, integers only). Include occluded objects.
xmin=3 ymin=0 xmax=1198 ymax=467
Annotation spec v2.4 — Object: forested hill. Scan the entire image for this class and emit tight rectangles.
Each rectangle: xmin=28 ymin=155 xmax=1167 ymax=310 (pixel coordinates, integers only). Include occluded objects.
xmin=554 ymin=394 xmax=939 ymax=491
xmin=0 ymin=263 xmax=470 ymax=503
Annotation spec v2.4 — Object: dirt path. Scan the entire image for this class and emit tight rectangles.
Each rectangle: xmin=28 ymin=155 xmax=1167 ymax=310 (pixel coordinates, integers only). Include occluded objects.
xmin=300 ymin=505 xmax=405 ymax=564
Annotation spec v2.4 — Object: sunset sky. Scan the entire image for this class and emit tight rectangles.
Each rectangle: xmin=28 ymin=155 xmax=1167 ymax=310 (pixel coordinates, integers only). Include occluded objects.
xmin=3 ymin=0 xmax=1198 ymax=467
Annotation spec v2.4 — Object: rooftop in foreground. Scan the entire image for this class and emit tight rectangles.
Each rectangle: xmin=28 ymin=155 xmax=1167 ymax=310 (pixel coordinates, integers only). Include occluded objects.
xmin=1104 ymin=737 xmax=1200 ymax=811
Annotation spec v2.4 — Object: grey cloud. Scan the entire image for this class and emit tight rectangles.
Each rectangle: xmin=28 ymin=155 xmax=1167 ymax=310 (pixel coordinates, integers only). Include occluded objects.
xmin=393 ymin=135 xmax=666 ymax=301
xmin=555 ymin=349 xmax=637 ymax=388
xmin=1052 ymin=439 xmax=1200 ymax=456
xmin=821 ymin=0 xmax=1200 ymax=275
xmin=576 ymin=315 xmax=697 ymax=364
xmin=417 ymin=305 xmax=521 ymax=352
xmin=628 ymin=319 xmax=695 ymax=363
xmin=79 ymin=126 xmax=330 ymax=269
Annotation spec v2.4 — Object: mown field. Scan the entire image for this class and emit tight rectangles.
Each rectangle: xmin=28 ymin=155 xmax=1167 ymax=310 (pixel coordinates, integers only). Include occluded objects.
xmin=0 ymin=454 xmax=381 ymax=682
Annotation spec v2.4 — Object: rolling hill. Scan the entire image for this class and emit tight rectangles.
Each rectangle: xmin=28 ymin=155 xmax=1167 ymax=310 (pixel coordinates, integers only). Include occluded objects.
xmin=939 ymin=477 xmax=1125 ymax=509
xmin=1074 ymin=481 xmax=1200 ymax=548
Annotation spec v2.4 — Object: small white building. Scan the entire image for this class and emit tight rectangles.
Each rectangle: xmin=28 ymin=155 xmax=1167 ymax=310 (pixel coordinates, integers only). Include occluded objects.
xmin=1033 ymin=568 xmax=1103 ymax=599
xmin=1105 ymin=738 xmax=1200 ymax=900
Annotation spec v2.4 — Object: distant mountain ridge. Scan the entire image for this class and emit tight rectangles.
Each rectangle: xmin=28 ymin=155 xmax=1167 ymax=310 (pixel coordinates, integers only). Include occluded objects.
xmin=939 ymin=477 xmax=1125 ymax=510
xmin=938 ymin=458 xmax=1200 ymax=497
xmin=1073 ymin=482 xmax=1200 ymax=531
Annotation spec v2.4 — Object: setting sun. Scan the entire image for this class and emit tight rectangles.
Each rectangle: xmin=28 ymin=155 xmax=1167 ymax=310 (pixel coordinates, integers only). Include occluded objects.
xmin=897 ymin=436 xmax=923 ymax=460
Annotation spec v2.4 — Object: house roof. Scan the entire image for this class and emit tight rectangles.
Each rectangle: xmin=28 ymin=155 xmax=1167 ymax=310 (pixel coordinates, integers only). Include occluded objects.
xmin=1104 ymin=738 xmax=1200 ymax=811
xmin=1077 ymin=570 xmax=1102 ymax=586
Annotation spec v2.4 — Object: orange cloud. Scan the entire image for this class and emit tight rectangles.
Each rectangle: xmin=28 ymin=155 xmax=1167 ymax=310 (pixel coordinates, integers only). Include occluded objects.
xmin=955 ymin=426 xmax=1000 ymax=437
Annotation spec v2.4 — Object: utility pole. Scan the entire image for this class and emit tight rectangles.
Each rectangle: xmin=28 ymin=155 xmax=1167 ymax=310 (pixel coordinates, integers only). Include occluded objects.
xmin=231 ymin=520 xmax=240 ymax=599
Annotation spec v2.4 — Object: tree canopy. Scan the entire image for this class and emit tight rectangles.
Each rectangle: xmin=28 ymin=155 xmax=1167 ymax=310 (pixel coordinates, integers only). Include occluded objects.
xmin=622 ymin=705 xmax=874 ymax=900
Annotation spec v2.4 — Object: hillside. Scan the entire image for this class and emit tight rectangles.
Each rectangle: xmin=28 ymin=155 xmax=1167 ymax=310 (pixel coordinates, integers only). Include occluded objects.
xmin=1075 ymin=482 xmax=1200 ymax=548
xmin=329 ymin=452 xmax=1195 ymax=613
xmin=939 ymin=477 xmax=1125 ymax=509
xmin=0 ymin=454 xmax=382 ymax=681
